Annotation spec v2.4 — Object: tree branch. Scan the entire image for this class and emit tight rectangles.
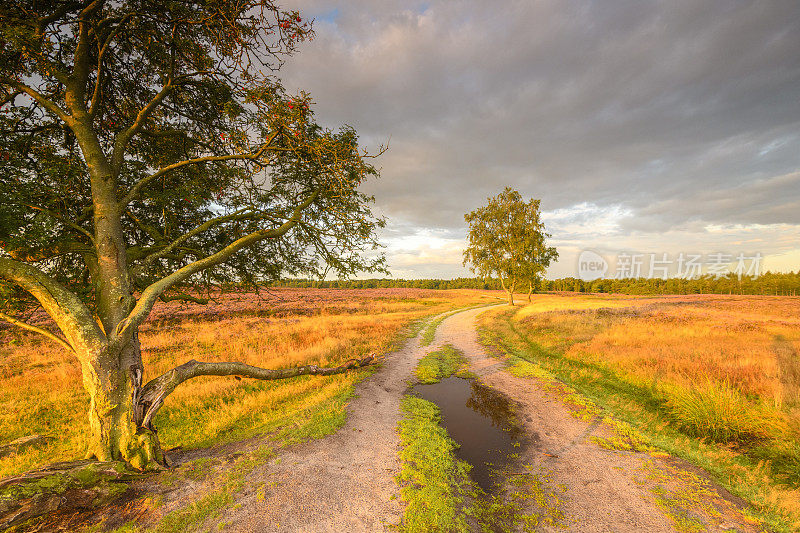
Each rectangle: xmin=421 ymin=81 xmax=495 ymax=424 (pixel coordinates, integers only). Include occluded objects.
xmin=137 ymin=353 xmax=378 ymax=429
xmin=0 ymin=312 xmax=75 ymax=353
xmin=158 ymin=291 xmax=209 ymax=305
xmin=89 ymin=13 xmax=133 ymax=118
xmin=1 ymin=78 xmax=71 ymax=125
xmin=110 ymin=82 xmax=176 ymax=173
xmin=2 ymin=240 xmax=94 ymax=262
xmin=120 ymin=131 xmax=279 ymax=207
xmin=24 ymin=204 xmax=95 ymax=243
xmin=115 ymin=190 xmax=319 ymax=343
xmin=0 ymin=258 xmax=106 ymax=356
xmin=132 ymin=207 xmax=270 ymax=275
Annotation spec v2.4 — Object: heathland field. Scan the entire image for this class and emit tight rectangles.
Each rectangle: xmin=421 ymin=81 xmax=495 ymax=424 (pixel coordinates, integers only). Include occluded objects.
xmin=0 ymin=288 xmax=492 ymax=478
xmin=479 ymin=293 xmax=800 ymax=529
xmin=2 ymin=289 xmax=800 ymax=531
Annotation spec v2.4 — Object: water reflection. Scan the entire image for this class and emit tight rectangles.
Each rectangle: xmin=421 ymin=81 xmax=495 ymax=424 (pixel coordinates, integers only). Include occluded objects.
xmin=466 ymin=380 xmax=523 ymax=441
xmin=412 ymin=377 xmax=525 ymax=492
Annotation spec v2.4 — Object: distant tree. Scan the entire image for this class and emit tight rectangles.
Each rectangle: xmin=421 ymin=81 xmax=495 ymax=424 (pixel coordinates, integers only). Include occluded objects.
xmin=0 ymin=0 xmax=385 ymax=469
xmin=463 ymin=188 xmax=557 ymax=305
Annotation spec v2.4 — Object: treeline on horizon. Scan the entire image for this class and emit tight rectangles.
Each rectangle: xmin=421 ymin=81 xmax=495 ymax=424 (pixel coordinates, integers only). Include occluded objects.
xmin=270 ymin=271 xmax=800 ymax=296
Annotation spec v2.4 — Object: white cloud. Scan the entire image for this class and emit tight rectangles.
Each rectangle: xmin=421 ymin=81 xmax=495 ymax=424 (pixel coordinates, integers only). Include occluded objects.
xmin=280 ymin=0 xmax=800 ymax=278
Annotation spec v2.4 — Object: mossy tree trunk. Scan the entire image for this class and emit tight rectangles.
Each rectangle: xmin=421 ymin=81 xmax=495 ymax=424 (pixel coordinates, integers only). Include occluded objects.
xmin=0 ymin=0 xmax=384 ymax=471
xmin=83 ymin=334 xmax=165 ymax=470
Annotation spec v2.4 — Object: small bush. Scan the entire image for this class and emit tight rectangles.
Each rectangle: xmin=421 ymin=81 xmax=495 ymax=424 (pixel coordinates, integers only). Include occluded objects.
xmin=664 ymin=381 xmax=788 ymax=443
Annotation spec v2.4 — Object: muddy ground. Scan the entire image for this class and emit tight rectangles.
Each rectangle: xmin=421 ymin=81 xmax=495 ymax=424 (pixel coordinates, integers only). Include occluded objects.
xmin=209 ymin=305 xmax=761 ymax=532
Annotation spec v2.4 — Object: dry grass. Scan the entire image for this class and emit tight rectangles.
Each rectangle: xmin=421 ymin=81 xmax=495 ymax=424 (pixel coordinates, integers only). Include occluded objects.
xmin=480 ymin=293 xmax=800 ymax=531
xmin=532 ymin=296 xmax=800 ymax=414
xmin=0 ymin=288 xmax=493 ymax=478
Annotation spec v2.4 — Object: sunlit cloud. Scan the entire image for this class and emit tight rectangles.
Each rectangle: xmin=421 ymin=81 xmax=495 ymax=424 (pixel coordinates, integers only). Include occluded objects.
xmin=280 ymin=0 xmax=800 ymax=279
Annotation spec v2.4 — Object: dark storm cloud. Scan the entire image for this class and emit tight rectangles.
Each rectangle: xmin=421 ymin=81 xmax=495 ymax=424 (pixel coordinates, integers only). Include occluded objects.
xmin=279 ymin=0 xmax=800 ymax=276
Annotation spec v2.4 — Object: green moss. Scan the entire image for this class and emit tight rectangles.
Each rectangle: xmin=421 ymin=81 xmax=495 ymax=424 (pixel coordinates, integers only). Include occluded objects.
xmin=466 ymin=467 xmax=565 ymax=532
xmin=157 ymin=485 xmax=236 ymax=533
xmin=415 ymin=345 xmax=468 ymax=384
xmin=396 ymin=396 xmax=472 ymax=533
xmin=73 ymin=463 xmax=102 ymax=485
xmin=0 ymin=473 xmax=69 ymax=500
xmin=397 ymin=351 xmax=566 ymax=532
xmin=396 ymin=396 xmax=565 ymax=532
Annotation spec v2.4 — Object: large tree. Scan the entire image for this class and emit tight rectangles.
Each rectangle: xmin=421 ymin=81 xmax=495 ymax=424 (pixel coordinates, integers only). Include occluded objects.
xmin=463 ymin=187 xmax=557 ymax=305
xmin=0 ymin=0 xmax=386 ymax=469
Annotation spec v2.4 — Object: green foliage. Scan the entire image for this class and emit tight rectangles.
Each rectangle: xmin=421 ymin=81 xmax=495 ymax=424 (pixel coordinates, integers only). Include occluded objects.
xmin=415 ymin=345 xmax=468 ymax=384
xmin=271 ymin=270 xmax=800 ymax=296
xmin=0 ymin=0 xmax=385 ymax=315
xmin=540 ymin=271 xmax=800 ymax=296
xmin=463 ymin=188 xmax=557 ymax=296
xmin=0 ymin=0 xmax=387 ymax=468
xmin=270 ymin=277 xmax=505 ymax=290
xmin=396 ymin=396 xmax=472 ymax=533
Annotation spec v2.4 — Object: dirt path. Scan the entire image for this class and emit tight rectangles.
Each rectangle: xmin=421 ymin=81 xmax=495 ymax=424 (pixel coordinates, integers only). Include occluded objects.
xmin=434 ymin=306 xmax=760 ymax=533
xmin=220 ymin=316 xmax=438 ymax=532
xmin=221 ymin=304 xmax=759 ymax=532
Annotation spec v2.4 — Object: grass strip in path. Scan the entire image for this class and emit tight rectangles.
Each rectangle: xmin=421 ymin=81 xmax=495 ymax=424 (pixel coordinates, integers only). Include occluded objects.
xmin=395 ymin=344 xmax=564 ymax=532
xmin=420 ymin=302 xmax=500 ymax=347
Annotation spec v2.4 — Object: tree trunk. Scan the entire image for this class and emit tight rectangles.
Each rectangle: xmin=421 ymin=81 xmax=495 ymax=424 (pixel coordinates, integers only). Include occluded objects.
xmin=507 ymin=281 xmax=516 ymax=306
xmin=83 ymin=332 xmax=165 ymax=470
xmin=499 ymin=276 xmax=515 ymax=306
xmin=80 ymin=331 xmax=378 ymax=470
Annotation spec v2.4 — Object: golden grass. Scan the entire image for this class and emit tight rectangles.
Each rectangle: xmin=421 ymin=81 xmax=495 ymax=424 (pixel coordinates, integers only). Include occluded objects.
xmin=0 ymin=288 xmax=492 ymax=478
xmin=482 ymin=293 xmax=800 ymax=531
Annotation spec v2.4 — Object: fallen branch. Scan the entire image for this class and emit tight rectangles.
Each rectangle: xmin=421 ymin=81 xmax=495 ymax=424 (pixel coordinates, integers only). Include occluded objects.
xmin=136 ymin=354 xmax=379 ymax=429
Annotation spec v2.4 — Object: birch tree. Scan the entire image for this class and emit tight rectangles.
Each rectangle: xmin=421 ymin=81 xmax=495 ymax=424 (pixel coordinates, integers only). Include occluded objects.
xmin=463 ymin=188 xmax=557 ymax=305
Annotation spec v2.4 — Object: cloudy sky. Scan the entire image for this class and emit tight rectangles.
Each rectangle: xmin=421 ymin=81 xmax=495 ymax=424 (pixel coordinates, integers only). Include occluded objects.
xmin=279 ymin=0 xmax=800 ymax=279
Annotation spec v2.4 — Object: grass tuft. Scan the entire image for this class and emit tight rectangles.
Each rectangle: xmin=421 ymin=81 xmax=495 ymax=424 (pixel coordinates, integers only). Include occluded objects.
xmin=663 ymin=381 xmax=789 ymax=444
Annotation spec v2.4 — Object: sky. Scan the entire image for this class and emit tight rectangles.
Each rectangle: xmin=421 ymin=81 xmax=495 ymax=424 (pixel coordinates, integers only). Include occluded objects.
xmin=278 ymin=0 xmax=800 ymax=279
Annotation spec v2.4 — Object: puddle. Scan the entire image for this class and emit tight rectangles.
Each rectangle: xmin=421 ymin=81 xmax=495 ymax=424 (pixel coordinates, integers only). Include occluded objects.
xmin=412 ymin=377 xmax=527 ymax=492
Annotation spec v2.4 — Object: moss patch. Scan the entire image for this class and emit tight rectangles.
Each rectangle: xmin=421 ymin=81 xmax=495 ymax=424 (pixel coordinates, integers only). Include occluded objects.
xmin=396 ymin=396 xmax=472 ymax=532
xmin=415 ymin=345 xmax=468 ymax=384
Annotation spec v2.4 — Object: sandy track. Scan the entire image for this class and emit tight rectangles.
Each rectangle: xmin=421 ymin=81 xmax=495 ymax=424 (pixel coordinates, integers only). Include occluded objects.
xmin=221 ymin=318 xmax=436 ymax=532
xmin=434 ymin=307 xmax=675 ymax=531
xmin=435 ymin=306 xmax=759 ymax=533
xmin=222 ymin=304 xmax=758 ymax=532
